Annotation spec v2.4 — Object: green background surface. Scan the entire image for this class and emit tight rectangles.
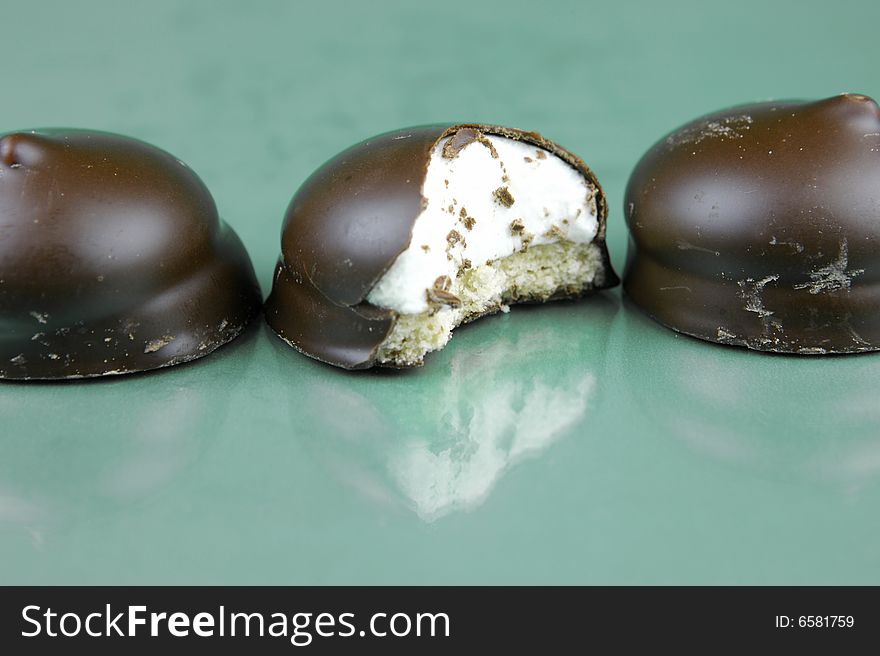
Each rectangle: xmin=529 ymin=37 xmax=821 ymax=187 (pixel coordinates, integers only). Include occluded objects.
xmin=2 ymin=0 xmax=879 ymax=584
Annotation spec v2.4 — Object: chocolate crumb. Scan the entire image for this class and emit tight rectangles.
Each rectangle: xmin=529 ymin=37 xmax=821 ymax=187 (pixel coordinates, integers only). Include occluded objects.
xmin=523 ymin=156 xmax=533 ymax=163
xmin=585 ymin=188 xmax=598 ymax=215
xmin=421 ymin=244 xmax=430 ymax=253
xmin=448 ymin=204 xmax=454 ymax=213
xmin=480 ymin=134 xmax=499 ymax=159
xmin=543 ymin=225 xmax=566 ymax=240
xmin=459 ymin=207 xmax=476 ymax=230
xmin=459 ymin=258 xmax=472 ymax=274
xmin=442 ymin=128 xmax=499 ymax=159
xmin=447 ymin=229 xmax=465 ymax=247
xmin=510 ymin=218 xmax=526 ymax=234
xmin=426 ymin=288 xmax=461 ymax=308
xmin=426 ymin=275 xmax=462 ymax=308
xmin=433 ymin=275 xmax=453 ymax=291
xmin=442 ymin=128 xmax=481 ymax=159
xmin=444 ymin=179 xmax=449 ymax=187
xmin=535 ymin=149 xmax=546 ymax=160
xmin=493 ymin=187 xmax=515 ymax=207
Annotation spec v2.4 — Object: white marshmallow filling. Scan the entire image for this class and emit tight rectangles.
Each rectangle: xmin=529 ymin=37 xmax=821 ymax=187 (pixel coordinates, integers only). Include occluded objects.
xmin=366 ymin=132 xmax=604 ymax=366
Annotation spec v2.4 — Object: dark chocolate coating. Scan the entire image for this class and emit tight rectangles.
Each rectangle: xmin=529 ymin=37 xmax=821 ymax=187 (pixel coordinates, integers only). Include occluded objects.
xmin=625 ymin=94 xmax=880 ymax=354
xmin=265 ymin=124 xmax=617 ymax=369
xmin=0 ymin=129 xmax=261 ymax=379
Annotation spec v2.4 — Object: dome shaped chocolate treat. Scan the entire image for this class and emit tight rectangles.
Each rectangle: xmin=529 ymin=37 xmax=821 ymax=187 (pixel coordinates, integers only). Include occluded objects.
xmin=265 ymin=124 xmax=618 ymax=369
xmin=0 ymin=129 xmax=261 ymax=379
xmin=625 ymin=93 xmax=880 ymax=354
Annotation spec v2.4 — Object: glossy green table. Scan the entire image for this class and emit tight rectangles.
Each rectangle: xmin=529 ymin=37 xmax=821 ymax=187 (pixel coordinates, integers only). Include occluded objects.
xmin=2 ymin=0 xmax=878 ymax=584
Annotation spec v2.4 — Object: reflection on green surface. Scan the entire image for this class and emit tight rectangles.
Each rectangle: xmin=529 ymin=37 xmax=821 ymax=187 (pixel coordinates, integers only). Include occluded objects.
xmin=614 ymin=299 xmax=880 ymax=492
xmin=284 ymin=298 xmax=616 ymax=521
xmin=0 ymin=325 xmax=259 ymax=539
